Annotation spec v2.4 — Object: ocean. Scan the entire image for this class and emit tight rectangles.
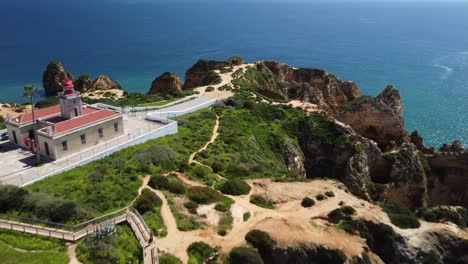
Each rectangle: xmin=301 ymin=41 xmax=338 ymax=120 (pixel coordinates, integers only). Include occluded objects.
xmin=0 ymin=0 xmax=467 ymax=147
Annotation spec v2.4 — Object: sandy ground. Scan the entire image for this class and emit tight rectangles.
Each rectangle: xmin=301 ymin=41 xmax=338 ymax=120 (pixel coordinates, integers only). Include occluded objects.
xmin=67 ymin=243 xmax=81 ymax=264
xmin=194 ymin=64 xmax=255 ymax=100
xmin=0 ymin=103 xmax=30 ymax=119
xmin=82 ymin=89 xmax=125 ymax=100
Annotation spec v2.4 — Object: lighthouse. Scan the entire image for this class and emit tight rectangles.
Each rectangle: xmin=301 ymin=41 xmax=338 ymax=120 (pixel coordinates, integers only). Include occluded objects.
xmin=58 ymin=78 xmax=83 ymax=119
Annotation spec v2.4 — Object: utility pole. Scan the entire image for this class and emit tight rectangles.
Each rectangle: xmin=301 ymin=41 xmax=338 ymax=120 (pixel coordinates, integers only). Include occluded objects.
xmin=24 ymin=85 xmax=41 ymax=164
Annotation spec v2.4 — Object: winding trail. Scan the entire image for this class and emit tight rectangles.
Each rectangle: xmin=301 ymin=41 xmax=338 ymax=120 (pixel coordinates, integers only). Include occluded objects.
xmin=188 ymin=114 xmax=220 ymax=165
xmin=67 ymin=243 xmax=81 ymax=264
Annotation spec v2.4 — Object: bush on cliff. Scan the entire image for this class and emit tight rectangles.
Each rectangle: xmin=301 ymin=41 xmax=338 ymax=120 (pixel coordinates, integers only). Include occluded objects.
xmin=382 ymin=203 xmax=420 ymax=229
xmin=250 ymin=195 xmax=275 ymax=209
xmin=418 ymin=207 xmax=467 ymax=228
xmin=219 ymin=179 xmax=251 ymax=196
xmin=201 ymin=71 xmax=222 ymax=86
xmin=245 ymin=229 xmax=276 ymax=252
xmin=229 ymin=247 xmax=263 ymax=264
xmin=301 ymin=197 xmax=315 ymax=207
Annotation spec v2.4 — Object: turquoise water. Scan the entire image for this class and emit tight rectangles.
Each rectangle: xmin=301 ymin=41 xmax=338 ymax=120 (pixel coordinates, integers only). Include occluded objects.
xmin=0 ymin=0 xmax=467 ymax=147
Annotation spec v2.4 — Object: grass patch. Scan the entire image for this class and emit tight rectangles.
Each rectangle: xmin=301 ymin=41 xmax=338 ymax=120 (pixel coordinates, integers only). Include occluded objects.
xmin=217 ymin=211 xmax=233 ymax=236
xmin=76 ymin=224 xmax=142 ymax=264
xmin=187 ymin=187 xmax=223 ymax=204
xmin=0 ymin=229 xmax=66 ymax=251
xmin=0 ymin=240 xmax=68 ymax=264
xmin=250 ymin=195 xmax=275 ymax=209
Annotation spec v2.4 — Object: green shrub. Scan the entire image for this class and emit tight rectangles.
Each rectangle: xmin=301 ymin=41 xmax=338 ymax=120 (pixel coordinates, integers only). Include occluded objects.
xmin=184 ymin=200 xmax=199 ymax=215
xmin=187 ymin=241 xmax=217 ymax=264
xmin=214 ymin=203 xmax=228 ymax=212
xmin=341 ymin=206 xmax=357 ymax=215
xmin=159 ymin=252 xmax=183 ymax=264
xmin=187 ymin=187 xmax=223 ymax=204
xmin=301 ymin=197 xmax=315 ymax=208
xmin=205 ymin=86 xmax=215 ymax=92
xmin=243 ymin=212 xmax=251 ymax=221
xmin=250 ymin=195 xmax=275 ymax=209
xmin=328 ymin=208 xmax=345 ymax=224
xmin=316 ymin=194 xmax=326 ymax=201
xmin=201 ymin=71 xmax=222 ymax=86
xmin=219 ymin=179 xmax=251 ymax=196
xmin=337 ymin=219 xmax=355 ymax=234
xmin=229 ymin=247 xmax=264 ymax=264
xmin=227 ymin=56 xmax=244 ymax=65
xmin=421 ymin=250 xmax=443 ymax=264
xmin=0 ymin=185 xmax=29 ymax=212
xmin=382 ymin=203 xmax=420 ymax=229
xmin=168 ymin=180 xmax=185 ymax=194
xmin=325 ymin=191 xmax=335 ymax=197
xmin=217 ymin=212 xmax=233 ymax=236
xmin=418 ymin=207 xmax=467 ymax=228
xmin=133 ymin=189 xmax=162 ymax=214
xmin=149 ymin=175 xmax=169 ymax=190
xmin=245 ymin=229 xmax=276 ymax=252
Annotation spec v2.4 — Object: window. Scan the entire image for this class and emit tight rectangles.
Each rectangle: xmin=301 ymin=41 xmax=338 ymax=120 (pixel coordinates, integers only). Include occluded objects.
xmin=80 ymin=134 xmax=86 ymax=144
xmin=44 ymin=142 xmax=50 ymax=156
xmin=98 ymin=128 xmax=104 ymax=138
xmin=114 ymin=122 xmax=119 ymax=132
xmin=13 ymin=131 xmax=17 ymax=144
xmin=62 ymin=141 xmax=68 ymax=151
xmin=74 ymin=108 xmax=78 ymax=117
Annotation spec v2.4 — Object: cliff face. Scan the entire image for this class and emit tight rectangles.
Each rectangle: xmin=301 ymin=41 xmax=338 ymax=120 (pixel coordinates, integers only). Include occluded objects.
xmin=336 ymin=87 xmax=407 ymax=151
xmin=256 ymin=61 xmax=361 ymax=112
xmin=43 ymin=61 xmax=75 ymax=96
xmin=427 ymin=143 xmax=468 ymax=208
xmin=74 ymin=74 xmax=94 ymax=92
xmin=183 ymin=57 xmax=244 ymax=89
xmin=148 ymin=72 xmax=182 ymax=95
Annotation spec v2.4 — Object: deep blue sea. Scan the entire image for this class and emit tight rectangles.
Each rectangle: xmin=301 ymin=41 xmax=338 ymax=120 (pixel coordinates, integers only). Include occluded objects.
xmin=0 ymin=0 xmax=467 ymax=147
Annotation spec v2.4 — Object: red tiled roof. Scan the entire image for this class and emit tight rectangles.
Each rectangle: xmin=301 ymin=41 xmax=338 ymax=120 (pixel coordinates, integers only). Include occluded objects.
xmin=12 ymin=105 xmax=61 ymax=124
xmin=11 ymin=105 xmax=99 ymax=125
xmin=52 ymin=109 xmax=118 ymax=135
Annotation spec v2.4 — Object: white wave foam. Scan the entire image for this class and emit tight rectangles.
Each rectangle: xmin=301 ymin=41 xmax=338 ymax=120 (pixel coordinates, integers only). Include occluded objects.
xmin=433 ymin=64 xmax=454 ymax=73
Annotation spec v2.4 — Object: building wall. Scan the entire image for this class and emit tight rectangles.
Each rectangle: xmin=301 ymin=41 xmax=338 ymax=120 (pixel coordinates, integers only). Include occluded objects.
xmin=38 ymin=116 xmax=124 ymax=160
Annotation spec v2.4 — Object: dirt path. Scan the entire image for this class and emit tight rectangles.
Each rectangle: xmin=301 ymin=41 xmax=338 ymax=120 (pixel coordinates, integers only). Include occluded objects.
xmin=130 ymin=175 xmax=151 ymax=205
xmin=188 ymin=115 xmax=219 ymax=165
xmin=67 ymin=243 xmax=81 ymax=264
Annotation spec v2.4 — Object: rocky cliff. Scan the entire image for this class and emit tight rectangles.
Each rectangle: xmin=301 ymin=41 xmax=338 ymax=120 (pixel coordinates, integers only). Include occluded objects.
xmin=43 ymin=60 xmax=75 ymax=96
xmin=336 ymin=87 xmax=408 ymax=151
xmin=74 ymin=74 xmax=94 ymax=92
xmin=183 ymin=56 xmax=244 ymax=89
xmin=147 ymin=72 xmax=182 ymax=95
xmin=256 ymin=61 xmax=361 ymax=113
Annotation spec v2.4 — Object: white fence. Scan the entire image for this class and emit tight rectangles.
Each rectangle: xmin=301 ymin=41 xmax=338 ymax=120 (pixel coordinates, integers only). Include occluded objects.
xmin=92 ymin=95 xmax=198 ymax=113
xmin=147 ymin=98 xmax=218 ymax=119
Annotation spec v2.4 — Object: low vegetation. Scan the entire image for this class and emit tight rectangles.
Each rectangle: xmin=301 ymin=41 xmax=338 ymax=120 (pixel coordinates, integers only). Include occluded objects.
xmin=243 ymin=212 xmax=251 ymax=221
xmin=201 ymin=71 xmax=222 ymax=86
xmin=167 ymin=195 xmax=201 ymax=231
xmin=217 ymin=211 xmax=233 ymax=236
xmin=76 ymin=224 xmax=142 ymax=264
xmin=250 ymin=195 xmax=275 ymax=209
xmin=187 ymin=187 xmax=223 ymax=204
xmin=218 ymin=179 xmax=251 ymax=195
xmin=327 ymin=206 xmax=356 ymax=224
xmin=133 ymin=189 xmax=166 ymax=236
xmin=159 ymin=252 xmax=183 ymax=264
xmin=382 ymin=203 xmax=420 ymax=229
xmin=149 ymin=174 xmax=186 ymax=195
xmin=0 ymin=229 xmax=66 ymax=251
xmin=0 ymin=241 xmax=68 ymax=264
xmin=301 ymin=197 xmax=315 ymax=208
xmin=187 ymin=241 xmax=218 ymax=264
xmin=316 ymin=194 xmax=326 ymax=201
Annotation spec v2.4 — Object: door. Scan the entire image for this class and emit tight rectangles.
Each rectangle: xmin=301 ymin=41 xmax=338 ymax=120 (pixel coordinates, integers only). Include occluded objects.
xmin=44 ymin=142 xmax=50 ymax=156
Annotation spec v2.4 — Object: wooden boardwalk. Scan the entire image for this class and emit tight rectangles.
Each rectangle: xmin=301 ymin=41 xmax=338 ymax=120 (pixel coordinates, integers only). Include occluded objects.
xmin=0 ymin=207 xmax=158 ymax=264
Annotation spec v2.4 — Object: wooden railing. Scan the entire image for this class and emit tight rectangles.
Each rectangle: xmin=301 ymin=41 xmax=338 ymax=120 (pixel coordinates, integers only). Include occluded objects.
xmin=0 ymin=206 xmax=158 ymax=264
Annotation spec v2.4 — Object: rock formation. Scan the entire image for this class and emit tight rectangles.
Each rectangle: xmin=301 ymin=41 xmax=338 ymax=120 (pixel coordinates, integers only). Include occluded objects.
xmin=410 ymin=130 xmax=435 ymax=154
xmin=91 ymin=75 xmax=123 ymax=91
xmin=183 ymin=56 xmax=244 ymax=89
xmin=336 ymin=87 xmax=407 ymax=150
xmin=42 ymin=60 xmax=75 ymax=96
xmin=281 ymin=138 xmax=306 ymax=178
xmin=74 ymin=74 xmax=94 ymax=92
xmin=256 ymin=61 xmax=361 ymax=112
xmin=148 ymin=72 xmax=182 ymax=95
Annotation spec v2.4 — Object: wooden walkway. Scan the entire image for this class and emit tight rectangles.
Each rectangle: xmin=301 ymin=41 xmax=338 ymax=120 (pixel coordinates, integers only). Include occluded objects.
xmin=0 ymin=207 xmax=158 ymax=264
